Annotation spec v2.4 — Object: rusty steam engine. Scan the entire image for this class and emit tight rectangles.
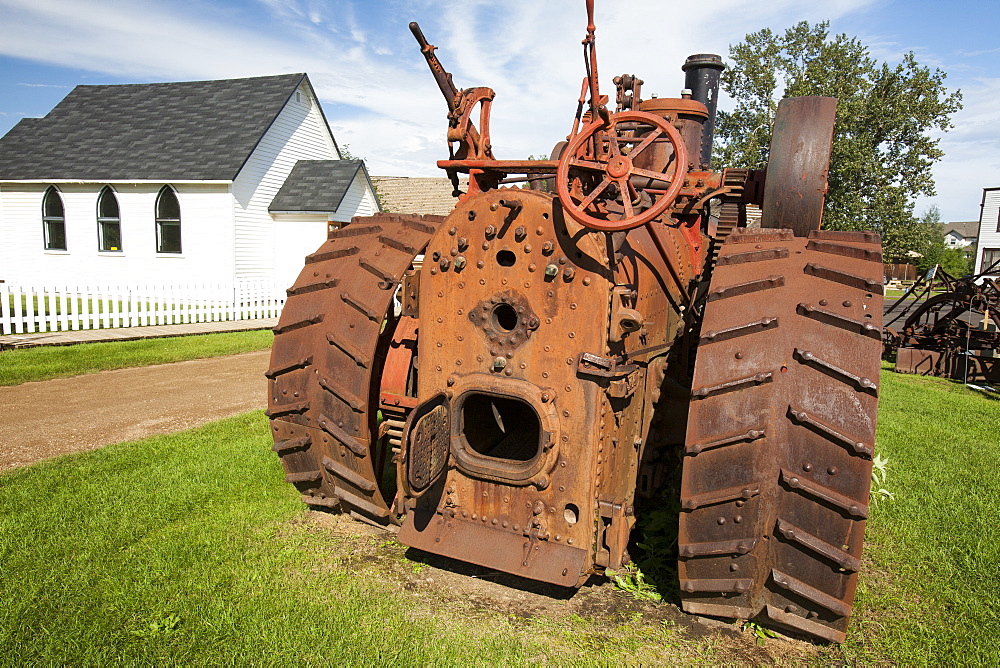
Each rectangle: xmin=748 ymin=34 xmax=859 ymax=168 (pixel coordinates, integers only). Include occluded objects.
xmin=267 ymin=2 xmax=884 ymax=643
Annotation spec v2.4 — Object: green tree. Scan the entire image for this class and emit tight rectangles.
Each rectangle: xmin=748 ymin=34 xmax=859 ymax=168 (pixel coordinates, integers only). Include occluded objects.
xmin=715 ymin=21 xmax=963 ymax=236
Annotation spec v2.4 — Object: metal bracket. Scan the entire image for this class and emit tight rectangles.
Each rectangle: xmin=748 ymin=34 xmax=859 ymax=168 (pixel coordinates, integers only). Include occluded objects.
xmin=576 ymin=352 xmax=638 ymax=379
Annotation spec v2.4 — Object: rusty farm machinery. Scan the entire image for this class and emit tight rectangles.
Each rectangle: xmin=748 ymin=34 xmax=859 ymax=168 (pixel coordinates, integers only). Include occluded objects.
xmin=266 ymin=2 xmax=884 ymax=643
xmin=884 ymin=262 xmax=1000 ymax=384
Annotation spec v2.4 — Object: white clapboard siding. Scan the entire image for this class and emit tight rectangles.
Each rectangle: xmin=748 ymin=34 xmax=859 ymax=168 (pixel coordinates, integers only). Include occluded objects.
xmin=233 ymin=82 xmax=339 ymax=281
xmin=975 ymin=188 xmax=1000 ymax=275
xmin=0 ymin=282 xmax=285 ymax=335
xmin=0 ymin=183 xmax=234 ymax=286
xmin=330 ymin=171 xmax=380 ymax=222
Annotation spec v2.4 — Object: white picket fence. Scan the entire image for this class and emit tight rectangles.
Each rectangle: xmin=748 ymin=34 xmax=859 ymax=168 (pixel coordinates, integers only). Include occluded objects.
xmin=0 ymin=281 xmax=286 ymax=334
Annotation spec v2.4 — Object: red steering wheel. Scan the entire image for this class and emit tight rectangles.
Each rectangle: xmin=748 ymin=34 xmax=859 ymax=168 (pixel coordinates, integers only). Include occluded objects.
xmin=556 ymin=110 xmax=688 ymax=232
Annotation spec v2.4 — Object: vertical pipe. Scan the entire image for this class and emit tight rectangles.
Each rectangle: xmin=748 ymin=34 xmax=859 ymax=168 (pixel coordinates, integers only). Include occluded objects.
xmin=682 ymin=54 xmax=725 ymax=168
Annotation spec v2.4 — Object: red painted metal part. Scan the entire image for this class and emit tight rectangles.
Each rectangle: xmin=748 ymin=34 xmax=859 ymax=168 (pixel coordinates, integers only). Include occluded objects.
xmin=380 ymin=315 xmax=419 ymax=411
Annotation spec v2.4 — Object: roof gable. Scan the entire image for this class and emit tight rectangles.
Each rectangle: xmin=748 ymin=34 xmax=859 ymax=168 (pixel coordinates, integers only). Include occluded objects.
xmin=269 ymin=160 xmax=365 ymax=213
xmin=0 ymin=73 xmax=307 ymax=182
xmin=945 ymin=221 xmax=978 ymax=238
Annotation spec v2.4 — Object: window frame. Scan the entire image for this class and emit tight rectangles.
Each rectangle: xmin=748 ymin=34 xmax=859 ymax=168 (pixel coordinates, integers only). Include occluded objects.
xmin=96 ymin=186 xmax=122 ymax=252
xmin=155 ymin=185 xmax=182 ymax=254
xmin=42 ymin=186 xmax=67 ymax=251
xmin=982 ymin=248 xmax=1000 ymax=275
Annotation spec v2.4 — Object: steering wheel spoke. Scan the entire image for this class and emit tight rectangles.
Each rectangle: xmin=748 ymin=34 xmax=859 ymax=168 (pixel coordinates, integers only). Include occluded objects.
xmin=579 ymin=176 xmax=613 ymax=211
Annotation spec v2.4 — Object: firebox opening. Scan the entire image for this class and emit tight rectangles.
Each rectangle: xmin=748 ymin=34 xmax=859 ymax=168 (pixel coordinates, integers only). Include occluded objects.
xmin=462 ymin=394 xmax=540 ymax=462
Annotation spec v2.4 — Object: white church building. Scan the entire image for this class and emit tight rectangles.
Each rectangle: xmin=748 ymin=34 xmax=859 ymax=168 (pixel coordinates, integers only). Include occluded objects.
xmin=0 ymin=73 xmax=378 ymax=295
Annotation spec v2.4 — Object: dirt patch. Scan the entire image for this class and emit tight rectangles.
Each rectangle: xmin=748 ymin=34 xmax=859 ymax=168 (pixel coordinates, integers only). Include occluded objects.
xmin=0 ymin=350 xmax=269 ymax=471
xmin=285 ymin=509 xmax=831 ymax=664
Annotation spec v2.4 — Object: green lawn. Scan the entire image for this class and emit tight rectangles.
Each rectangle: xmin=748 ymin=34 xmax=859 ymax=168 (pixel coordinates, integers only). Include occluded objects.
xmin=0 ymin=369 xmax=996 ymax=664
xmin=0 ymin=329 xmax=273 ymax=385
xmin=842 ymin=367 xmax=1000 ymax=665
xmin=0 ymin=412 xmax=718 ymax=665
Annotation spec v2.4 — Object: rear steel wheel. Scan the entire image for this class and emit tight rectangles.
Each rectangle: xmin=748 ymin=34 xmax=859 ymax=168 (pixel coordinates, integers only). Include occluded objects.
xmin=266 ymin=213 xmax=442 ymax=525
xmin=680 ymin=227 xmax=883 ymax=642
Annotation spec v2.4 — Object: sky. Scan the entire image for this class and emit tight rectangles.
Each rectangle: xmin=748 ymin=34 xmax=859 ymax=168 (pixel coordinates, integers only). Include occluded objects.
xmin=1 ymin=0 xmax=998 ymax=224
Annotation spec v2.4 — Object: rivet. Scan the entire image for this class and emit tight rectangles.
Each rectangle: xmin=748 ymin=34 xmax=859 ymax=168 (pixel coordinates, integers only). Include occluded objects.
xmin=828 ymin=466 xmax=838 ymax=475
xmin=717 ymin=517 xmax=726 ymax=525
xmin=477 ymin=260 xmax=485 ymax=268
xmin=734 ymin=515 xmax=743 ymax=524
xmin=536 ymin=226 xmax=544 ymax=235
xmin=843 ymin=300 xmax=852 ymax=307
xmin=735 ymin=500 xmax=745 ymax=507
xmin=528 ymin=263 xmax=536 ymax=272
xmin=448 ymin=226 xmax=457 ymax=235
xmin=482 ymin=241 xmax=491 ymax=251
xmin=735 ymin=352 xmax=743 ymax=359
xmin=524 ymin=244 xmax=533 ymax=253
xmin=583 ymin=277 xmax=591 ymax=286
xmin=819 ymin=299 xmax=828 ymax=306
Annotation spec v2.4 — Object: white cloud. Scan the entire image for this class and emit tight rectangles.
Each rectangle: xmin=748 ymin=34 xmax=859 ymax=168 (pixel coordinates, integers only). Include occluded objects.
xmin=1 ymin=0 xmax=991 ymax=222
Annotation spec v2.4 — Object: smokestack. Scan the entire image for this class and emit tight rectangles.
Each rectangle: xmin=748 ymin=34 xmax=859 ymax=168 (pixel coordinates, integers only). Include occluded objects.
xmin=682 ymin=54 xmax=725 ymax=168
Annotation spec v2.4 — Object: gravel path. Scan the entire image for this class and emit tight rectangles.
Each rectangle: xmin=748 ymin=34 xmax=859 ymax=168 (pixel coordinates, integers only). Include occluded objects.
xmin=0 ymin=350 xmax=269 ymax=472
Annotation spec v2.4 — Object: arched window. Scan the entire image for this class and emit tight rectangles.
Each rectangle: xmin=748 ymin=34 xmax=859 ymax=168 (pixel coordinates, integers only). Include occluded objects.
xmin=97 ymin=186 xmax=122 ymax=252
xmin=155 ymin=186 xmax=181 ymax=253
xmin=42 ymin=186 xmax=66 ymax=250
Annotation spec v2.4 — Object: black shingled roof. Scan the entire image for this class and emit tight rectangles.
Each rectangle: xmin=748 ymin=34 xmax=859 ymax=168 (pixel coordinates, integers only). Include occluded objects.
xmin=0 ymin=73 xmax=309 ymax=181
xmin=269 ymin=160 xmax=366 ymax=213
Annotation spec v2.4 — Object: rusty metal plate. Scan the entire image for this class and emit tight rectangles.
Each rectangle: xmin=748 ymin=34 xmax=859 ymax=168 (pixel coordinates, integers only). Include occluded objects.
xmin=407 ymin=400 xmax=450 ymax=492
xmin=760 ymin=97 xmax=837 ymax=237
xmin=895 ymin=348 xmax=943 ymax=376
xmin=681 ymin=228 xmax=882 ymax=643
xmin=267 ymin=213 xmax=444 ymax=524
xmin=395 ymin=188 xmax=691 ymax=585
